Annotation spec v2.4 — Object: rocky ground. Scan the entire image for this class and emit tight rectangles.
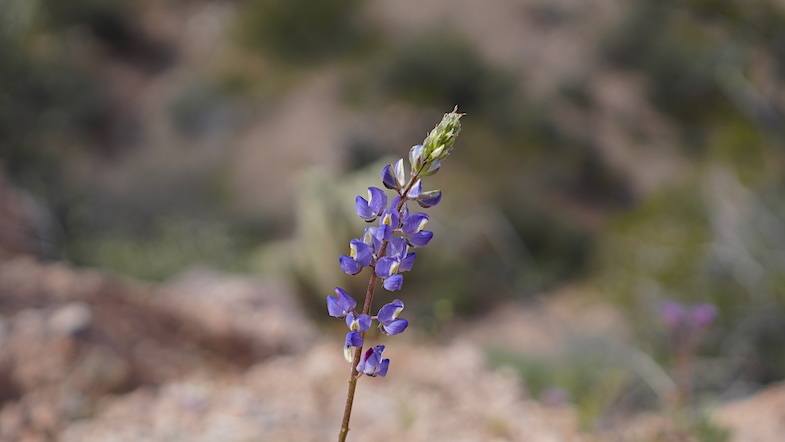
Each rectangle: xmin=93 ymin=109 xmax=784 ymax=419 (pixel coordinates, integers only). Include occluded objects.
xmin=0 ymin=252 xmax=783 ymax=441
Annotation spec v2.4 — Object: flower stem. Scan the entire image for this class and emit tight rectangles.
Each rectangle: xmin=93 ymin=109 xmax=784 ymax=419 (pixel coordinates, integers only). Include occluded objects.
xmin=338 ymin=272 xmax=378 ymax=442
xmin=336 ymin=169 xmax=423 ymax=442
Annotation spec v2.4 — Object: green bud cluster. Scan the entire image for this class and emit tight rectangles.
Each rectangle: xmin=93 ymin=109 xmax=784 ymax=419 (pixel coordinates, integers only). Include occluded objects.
xmin=422 ymin=106 xmax=464 ymax=163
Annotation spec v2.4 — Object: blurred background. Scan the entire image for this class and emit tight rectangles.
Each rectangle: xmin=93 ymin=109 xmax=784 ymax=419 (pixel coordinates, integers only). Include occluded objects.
xmin=1 ymin=0 xmax=785 ymax=440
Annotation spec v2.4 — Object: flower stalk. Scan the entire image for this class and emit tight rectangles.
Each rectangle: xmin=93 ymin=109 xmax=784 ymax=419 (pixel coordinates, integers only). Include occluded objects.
xmin=329 ymin=108 xmax=464 ymax=442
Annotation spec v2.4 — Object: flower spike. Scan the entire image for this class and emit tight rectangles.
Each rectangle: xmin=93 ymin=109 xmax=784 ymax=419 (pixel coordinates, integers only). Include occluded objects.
xmin=329 ymin=108 xmax=463 ymax=441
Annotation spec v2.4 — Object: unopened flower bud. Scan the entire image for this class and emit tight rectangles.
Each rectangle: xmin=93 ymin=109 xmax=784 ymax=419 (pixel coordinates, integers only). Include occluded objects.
xmin=422 ymin=107 xmax=463 ymax=162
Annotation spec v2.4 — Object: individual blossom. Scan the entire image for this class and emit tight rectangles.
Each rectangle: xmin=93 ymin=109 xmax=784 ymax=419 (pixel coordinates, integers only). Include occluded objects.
xmin=375 ymin=256 xmax=404 ymax=291
xmin=376 ymin=299 xmax=408 ymax=335
xmin=344 ymin=312 xmax=371 ymax=361
xmin=381 ymin=163 xmax=400 ymax=191
xmin=416 ymin=189 xmax=442 ymax=208
xmin=339 ymin=239 xmax=374 ymax=275
xmin=356 ymin=345 xmax=390 ymax=377
xmin=375 ymin=236 xmax=416 ymax=291
xmin=326 ymin=287 xmax=357 ymax=318
xmin=401 ymin=212 xmax=433 ymax=247
xmin=355 ymin=187 xmax=387 ymax=221
xmin=375 ymin=205 xmax=401 ymax=241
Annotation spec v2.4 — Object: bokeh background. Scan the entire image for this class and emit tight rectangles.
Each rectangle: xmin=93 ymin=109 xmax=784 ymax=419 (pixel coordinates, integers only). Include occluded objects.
xmin=2 ymin=0 xmax=785 ymax=440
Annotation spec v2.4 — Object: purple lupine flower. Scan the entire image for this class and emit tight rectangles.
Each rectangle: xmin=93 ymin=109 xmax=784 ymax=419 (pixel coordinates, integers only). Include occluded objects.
xmin=381 ymin=164 xmax=399 ymax=190
xmin=346 ymin=312 xmax=372 ymax=332
xmin=377 ymin=299 xmax=408 ymax=335
xmin=402 ymin=212 xmax=429 ymax=235
xmin=416 ymin=189 xmax=442 ymax=208
xmin=387 ymin=236 xmax=409 ymax=260
xmin=659 ymin=299 xmax=717 ymax=331
xmin=338 ymin=256 xmax=362 ymax=275
xmin=375 ymin=256 xmax=403 ymax=291
xmin=401 ymin=211 xmax=433 ymax=247
xmin=383 ymin=275 xmax=404 ymax=291
xmin=399 ymin=252 xmax=416 ymax=272
xmin=328 ymin=108 xmax=462 ymax=387
xmin=344 ymin=331 xmax=363 ymax=361
xmin=327 ymin=287 xmax=357 ymax=318
xmin=406 ymin=179 xmax=423 ymax=198
xmin=326 ymin=288 xmax=372 ymax=361
xmin=408 ymin=230 xmax=433 ymax=247
xmin=690 ymin=303 xmax=717 ymax=329
xmin=372 ymin=237 xmax=412 ymax=291
xmin=344 ymin=312 xmax=371 ymax=361
xmin=339 ymin=239 xmax=374 ymax=275
xmin=355 ymin=187 xmax=387 ymax=221
xmin=379 ymin=207 xmax=400 ymax=229
xmin=331 ymin=109 xmax=463 ymax=442
xmin=356 ymin=345 xmax=390 ymax=377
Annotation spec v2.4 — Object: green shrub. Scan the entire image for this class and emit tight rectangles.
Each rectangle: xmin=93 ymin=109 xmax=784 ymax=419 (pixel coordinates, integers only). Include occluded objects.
xmin=379 ymin=31 xmax=520 ymax=127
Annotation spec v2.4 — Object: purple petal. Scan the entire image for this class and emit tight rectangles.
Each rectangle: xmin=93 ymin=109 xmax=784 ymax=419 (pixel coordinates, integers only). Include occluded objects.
xmin=357 ymin=345 xmax=383 ymax=376
xmin=417 ymin=190 xmax=442 ymax=208
xmin=355 ymin=196 xmax=376 ymax=221
xmin=391 ymin=195 xmax=403 ymax=211
xmin=327 ymin=288 xmax=356 ymax=317
xmin=383 ymin=274 xmax=404 ymax=291
xmin=408 ymin=230 xmax=433 ymax=247
xmin=406 ymin=179 xmax=422 ymax=198
xmin=346 ymin=312 xmax=372 ymax=332
xmin=377 ymin=299 xmax=404 ymax=324
xmin=402 ymin=212 xmax=429 ymax=235
xmin=399 ymin=252 xmax=416 ymax=272
xmin=367 ymin=187 xmax=387 ymax=216
xmin=381 ymin=164 xmax=399 ymax=190
xmin=377 ymin=358 xmax=390 ymax=377
xmin=380 ymin=209 xmax=400 ymax=229
xmin=382 ymin=318 xmax=408 ymax=335
xmin=375 ymin=257 xmax=399 ymax=278
xmin=339 ymin=256 xmax=363 ymax=275
xmin=344 ymin=331 xmax=363 ymax=348
xmin=370 ymin=224 xmax=393 ymax=242
xmin=343 ymin=331 xmax=363 ymax=362
xmin=350 ymin=239 xmax=373 ymax=267
xmin=388 ymin=236 xmax=409 ymax=260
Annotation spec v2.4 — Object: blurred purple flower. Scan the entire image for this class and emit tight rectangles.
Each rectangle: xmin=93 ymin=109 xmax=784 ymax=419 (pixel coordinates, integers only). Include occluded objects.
xmin=690 ymin=303 xmax=717 ymax=328
xmin=660 ymin=300 xmax=686 ymax=329
xmin=659 ymin=299 xmax=717 ymax=331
